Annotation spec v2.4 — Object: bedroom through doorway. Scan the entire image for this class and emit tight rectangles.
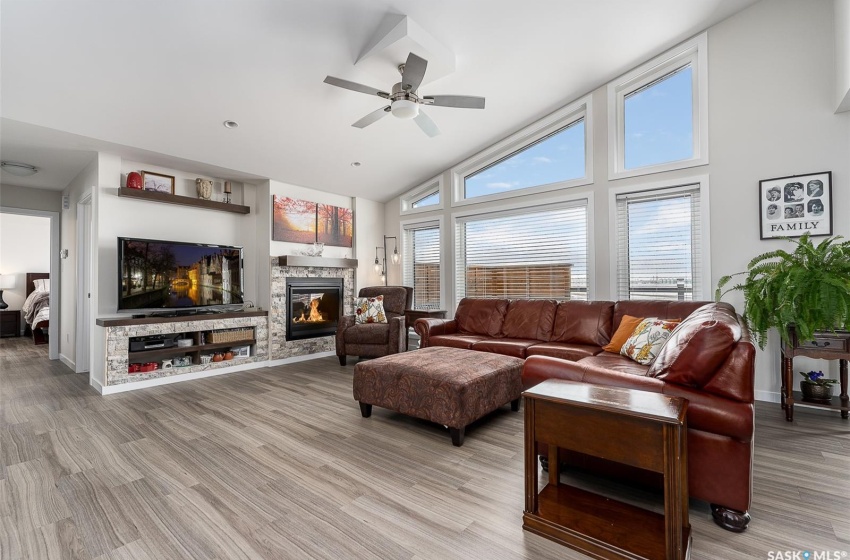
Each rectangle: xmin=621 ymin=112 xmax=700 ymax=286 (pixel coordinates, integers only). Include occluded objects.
xmin=0 ymin=208 xmax=60 ymax=361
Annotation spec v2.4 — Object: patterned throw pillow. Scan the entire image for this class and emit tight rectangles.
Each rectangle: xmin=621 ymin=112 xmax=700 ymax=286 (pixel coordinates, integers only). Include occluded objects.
xmin=354 ymin=295 xmax=388 ymax=324
xmin=620 ymin=318 xmax=680 ymax=365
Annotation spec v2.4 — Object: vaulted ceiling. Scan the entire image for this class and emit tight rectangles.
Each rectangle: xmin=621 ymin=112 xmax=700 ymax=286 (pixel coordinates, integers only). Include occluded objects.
xmin=0 ymin=0 xmax=758 ymax=200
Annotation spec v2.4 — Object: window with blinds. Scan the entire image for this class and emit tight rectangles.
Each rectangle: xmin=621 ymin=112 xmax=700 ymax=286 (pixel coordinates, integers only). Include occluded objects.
xmin=403 ymin=223 xmax=441 ymax=309
xmin=455 ymin=202 xmax=588 ymax=303
xmin=615 ymin=184 xmax=702 ymax=301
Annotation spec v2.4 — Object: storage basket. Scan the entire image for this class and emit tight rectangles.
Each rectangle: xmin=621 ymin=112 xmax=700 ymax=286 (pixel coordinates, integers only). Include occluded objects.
xmin=206 ymin=328 xmax=254 ymax=343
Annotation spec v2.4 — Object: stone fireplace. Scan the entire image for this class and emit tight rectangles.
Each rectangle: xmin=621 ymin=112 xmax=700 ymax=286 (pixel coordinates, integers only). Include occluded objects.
xmin=285 ymin=277 xmax=343 ymax=341
xmin=270 ymin=256 xmax=356 ymax=361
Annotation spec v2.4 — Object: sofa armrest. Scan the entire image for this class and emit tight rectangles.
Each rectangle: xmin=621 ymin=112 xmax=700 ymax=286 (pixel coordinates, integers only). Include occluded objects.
xmin=336 ymin=315 xmax=356 ymax=356
xmin=389 ymin=316 xmax=406 ymax=354
xmin=522 ymin=355 xmax=665 ymax=393
xmin=414 ymin=318 xmax=458 ymax=348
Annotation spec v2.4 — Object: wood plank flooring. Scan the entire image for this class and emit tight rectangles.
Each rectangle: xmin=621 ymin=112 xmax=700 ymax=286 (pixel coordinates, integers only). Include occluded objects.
xmin=1 ymin=336 xmax=848 ymax=559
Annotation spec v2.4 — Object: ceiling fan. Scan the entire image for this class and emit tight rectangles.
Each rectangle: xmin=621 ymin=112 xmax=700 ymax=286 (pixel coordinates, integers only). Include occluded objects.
xmin=323 ymin=52 xmax=485 ymax=137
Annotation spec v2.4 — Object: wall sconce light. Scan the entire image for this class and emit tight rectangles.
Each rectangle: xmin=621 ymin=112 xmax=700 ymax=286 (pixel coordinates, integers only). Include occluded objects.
xmin=375 ymin=235 xmax=399 ymax=286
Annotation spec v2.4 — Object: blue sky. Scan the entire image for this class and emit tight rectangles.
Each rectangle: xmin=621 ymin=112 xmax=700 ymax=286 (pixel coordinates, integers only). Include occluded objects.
xmin=464 ymin=120 xmax=585 ymax=198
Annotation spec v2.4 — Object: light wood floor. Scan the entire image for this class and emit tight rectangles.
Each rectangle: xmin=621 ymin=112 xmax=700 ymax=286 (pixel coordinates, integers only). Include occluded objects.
xmin=1 ymin=336 xmax=848 ymax=560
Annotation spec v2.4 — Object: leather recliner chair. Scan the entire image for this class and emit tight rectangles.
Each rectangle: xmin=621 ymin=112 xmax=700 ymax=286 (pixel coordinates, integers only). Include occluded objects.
xmin=335 ymin=286 xmax=413 ymax=365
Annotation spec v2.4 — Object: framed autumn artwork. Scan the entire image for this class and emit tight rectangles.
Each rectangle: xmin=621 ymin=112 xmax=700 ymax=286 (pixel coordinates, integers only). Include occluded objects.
xmin=272 ymin=196 xmax=317 ymax=243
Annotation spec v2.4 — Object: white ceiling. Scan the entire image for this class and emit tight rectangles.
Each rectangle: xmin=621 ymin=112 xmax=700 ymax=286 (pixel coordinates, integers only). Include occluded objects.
xmin=0 ymin=0 xmax=758 ymax=201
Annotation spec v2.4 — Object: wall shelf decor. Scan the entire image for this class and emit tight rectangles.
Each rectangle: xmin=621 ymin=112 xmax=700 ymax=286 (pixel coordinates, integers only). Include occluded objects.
xmin=118 ymin=187 xmax=250 ymax=214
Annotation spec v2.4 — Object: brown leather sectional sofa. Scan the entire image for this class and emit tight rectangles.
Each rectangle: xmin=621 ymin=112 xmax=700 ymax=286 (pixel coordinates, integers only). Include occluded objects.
xmin=415 ymin=298 xmax=756 ymax=532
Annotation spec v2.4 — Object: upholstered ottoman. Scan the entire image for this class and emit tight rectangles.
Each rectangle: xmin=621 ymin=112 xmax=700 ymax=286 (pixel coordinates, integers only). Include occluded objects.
xmin=353 ymin=347 xmax=524 ymax=446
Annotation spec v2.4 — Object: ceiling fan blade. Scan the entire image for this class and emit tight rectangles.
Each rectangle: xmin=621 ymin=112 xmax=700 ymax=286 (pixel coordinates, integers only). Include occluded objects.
xmin=424 ymin=95 xmax=486 ymax=109
xmin=324 ymin=76 xmax=389 ymax=99
xmin=401 ymin=52 xmax=427 ymax=92
xmin=352 ymin=106 xmax=391 ymax=129
xmin=414 ymin=110 xmax=441 ymax=137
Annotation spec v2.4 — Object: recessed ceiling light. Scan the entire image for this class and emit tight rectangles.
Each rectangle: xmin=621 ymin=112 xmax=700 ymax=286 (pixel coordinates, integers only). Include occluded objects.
xmin=0 ymin=161 xmax=38 ymax=177
xmin=223 ymin=120 xmax=239 ymax=129
xmin=351 ymin=162 xmax=361 ymax=167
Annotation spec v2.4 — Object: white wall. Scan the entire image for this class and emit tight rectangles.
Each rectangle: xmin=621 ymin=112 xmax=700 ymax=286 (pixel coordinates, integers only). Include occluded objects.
xmin=0 ymin=213 xmax=51 ymax=315
xmin=60 ymin=157 xmax=98 ymax=365
xmin=384 ymin=0 xmax=850 ymax=402
xmin=0 ymin=184 xmax=62 ymax=213
xmin=836 ymin=0 xmax=850 ymax=112
xmin=353 ymin=197 xmax=385 ymax=291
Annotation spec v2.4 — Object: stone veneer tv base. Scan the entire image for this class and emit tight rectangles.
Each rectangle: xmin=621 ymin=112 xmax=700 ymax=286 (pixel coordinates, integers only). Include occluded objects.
xmin=270 ymin=258 xmax=355 ymax=361
xmin=103 ymin=314 xmax=269 ymax=386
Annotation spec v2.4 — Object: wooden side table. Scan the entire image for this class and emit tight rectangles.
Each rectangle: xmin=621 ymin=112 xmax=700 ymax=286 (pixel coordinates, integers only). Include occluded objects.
xmin=780 ymin=326 xmax=849 ymax=421
xmin=403 ymin=308 xmax=446 ymax=350
xmin=523 ymin=379 xmax=691 ymax=560
xmin=0 ymin=310 xmax=21 ymax=338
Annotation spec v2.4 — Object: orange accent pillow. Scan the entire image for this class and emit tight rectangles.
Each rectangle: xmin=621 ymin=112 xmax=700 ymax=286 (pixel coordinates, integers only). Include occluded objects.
xmin=602 ymin=315 xmax=645 ymax=353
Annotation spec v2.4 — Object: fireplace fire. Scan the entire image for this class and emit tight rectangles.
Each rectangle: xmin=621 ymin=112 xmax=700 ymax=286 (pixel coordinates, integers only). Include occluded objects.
xmin=285 ymin=278 xmax=343 ymax=341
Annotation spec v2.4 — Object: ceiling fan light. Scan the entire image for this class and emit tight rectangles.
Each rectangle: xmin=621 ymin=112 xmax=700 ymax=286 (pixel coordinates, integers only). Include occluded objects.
xmin=391 ymin=99 xmax=419 ymax=120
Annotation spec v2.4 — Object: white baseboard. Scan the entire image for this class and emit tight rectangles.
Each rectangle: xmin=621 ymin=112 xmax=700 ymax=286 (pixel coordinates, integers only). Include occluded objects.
xmin=59 ymin=353 xmax=76 ymax=371
xmin=264 ymin=351 xmax=335 ymax=368
xmin=99 ymin=361 xmax=267 ymax=395
xmin=755 ymin=390 xmax=780 ymax=403
xmin=90 ymin=377 xmax=104 ymax=395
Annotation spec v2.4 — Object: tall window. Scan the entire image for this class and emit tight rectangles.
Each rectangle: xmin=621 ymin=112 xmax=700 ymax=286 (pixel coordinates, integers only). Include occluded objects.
xmin=464 ymin=119 xmax=585 ymax=199
xmin=624 ymin=64 xmax=693 ymax=169
xmin=403 ymin=222 xmax=441 ymax=309
xmin=455 ymin=202 xmax=588 ymax=303
xmin=608 ymin=33 xmax=707 ymax=179
xmin=615 ymin=185 xmax=703 ymax=301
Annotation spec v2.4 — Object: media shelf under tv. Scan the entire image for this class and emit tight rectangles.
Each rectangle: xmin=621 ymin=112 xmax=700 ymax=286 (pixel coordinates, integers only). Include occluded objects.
xmin=118 ymin=187 xmax=250 ymax=214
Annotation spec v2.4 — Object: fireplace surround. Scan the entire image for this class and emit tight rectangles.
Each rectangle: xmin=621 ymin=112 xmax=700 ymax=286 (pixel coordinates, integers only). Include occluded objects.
xmin=285 ymin=277 xmax=344 ymax=341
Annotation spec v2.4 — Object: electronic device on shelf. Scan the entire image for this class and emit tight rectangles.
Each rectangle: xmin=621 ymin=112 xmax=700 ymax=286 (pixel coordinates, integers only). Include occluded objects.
xmin=129 ymin=335 xmax=177 ymax=352
xmin=117 ymin=237 xmax=244 ymax=313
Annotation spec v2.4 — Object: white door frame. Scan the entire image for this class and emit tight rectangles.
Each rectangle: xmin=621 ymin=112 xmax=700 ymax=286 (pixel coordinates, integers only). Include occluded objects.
xmin=75 ymin=193 xmax=92 ymax=373
xmin=0 ymin=206 xmax=61 ymax=360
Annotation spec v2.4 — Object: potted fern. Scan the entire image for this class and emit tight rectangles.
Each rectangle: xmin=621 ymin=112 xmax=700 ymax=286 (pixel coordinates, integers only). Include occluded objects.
xmin=715 ymin=234 xmax=850 ymax=349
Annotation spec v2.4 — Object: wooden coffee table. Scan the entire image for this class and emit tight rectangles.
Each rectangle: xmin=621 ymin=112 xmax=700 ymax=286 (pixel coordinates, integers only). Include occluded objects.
xmin=523 ymin=379 xmax=691 ymax=560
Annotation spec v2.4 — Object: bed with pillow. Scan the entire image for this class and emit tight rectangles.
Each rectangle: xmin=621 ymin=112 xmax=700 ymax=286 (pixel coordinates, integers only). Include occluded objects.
xmin=22 ymin=272 xmax=50 ymax=345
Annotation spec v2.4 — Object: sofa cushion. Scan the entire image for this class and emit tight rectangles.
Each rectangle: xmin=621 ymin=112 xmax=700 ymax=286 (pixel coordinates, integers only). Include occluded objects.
xmin=620 ymin=318 xmax=680 ymax=365
xmin=501 ymin=299 xmax=557 ymax=340
xmin=613 ymin=300 xmax=708 ymax=332
xmin=344 ymin=323 xmax=390 ymax=344
xmin=578 ymin=353 xmax=650 ymax=376
xmin=354 ymin=296 xmax=387 ymax=324
xmin=471 ymin=338 xmax=540 ymax=359
xmin=551 ymin=301 xmax=614 ymax=346
xmin=602 ymin=315 xmax=645 ymax=353
xmin=454 ymin=298 xmax=509 ymax=337
xmin=429 ymin=334 xmax=489 ymax=349
xmin=526 ymin=342 xmax=602 ymax=361
xmin=648 ymin=302 xmax=742 ymax=388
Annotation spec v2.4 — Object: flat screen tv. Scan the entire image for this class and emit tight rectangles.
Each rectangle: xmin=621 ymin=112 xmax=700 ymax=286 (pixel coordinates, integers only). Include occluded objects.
xmin=118 ymin=237 xmax=244 ymax=311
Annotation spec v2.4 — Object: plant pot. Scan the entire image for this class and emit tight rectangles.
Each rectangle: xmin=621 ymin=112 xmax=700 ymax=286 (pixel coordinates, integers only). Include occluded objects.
xmin=800 ymin=380 xmax=833 ymax=403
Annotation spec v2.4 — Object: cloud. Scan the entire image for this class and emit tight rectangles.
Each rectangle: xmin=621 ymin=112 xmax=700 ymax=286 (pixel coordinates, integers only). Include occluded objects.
xmin=532 ymin=156 xmax=552 ymax=164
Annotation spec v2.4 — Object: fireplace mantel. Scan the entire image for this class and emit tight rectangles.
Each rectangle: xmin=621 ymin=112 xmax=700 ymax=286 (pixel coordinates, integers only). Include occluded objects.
xmin=276 ymin=255 xmax=358 ymax=268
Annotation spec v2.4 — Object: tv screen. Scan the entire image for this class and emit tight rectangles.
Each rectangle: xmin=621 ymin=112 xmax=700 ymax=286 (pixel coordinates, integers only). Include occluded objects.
xmin=118 ymin=237 xmax=244 ymax=310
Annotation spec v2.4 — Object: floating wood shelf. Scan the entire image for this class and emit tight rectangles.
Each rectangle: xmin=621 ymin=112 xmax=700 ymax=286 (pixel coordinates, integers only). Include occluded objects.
xmin=128 ymin=339 xmax=256 ymax=361
xmin=118 ymin=187 xmax=250 ymax=214
xmin=96 ymin=310 xmax=267 ymax=327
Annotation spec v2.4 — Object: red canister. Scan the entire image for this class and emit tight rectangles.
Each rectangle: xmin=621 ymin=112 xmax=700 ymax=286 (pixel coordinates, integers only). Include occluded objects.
xmin=128 ymin=363 xmax=141 ymax=373
xmin=126 ymin=171 xmax=143 ymax=190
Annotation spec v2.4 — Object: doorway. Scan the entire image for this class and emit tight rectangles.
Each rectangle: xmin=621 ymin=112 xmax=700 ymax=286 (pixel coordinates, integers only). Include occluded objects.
xmin=0 ymin=207 xmax=60 ymax=360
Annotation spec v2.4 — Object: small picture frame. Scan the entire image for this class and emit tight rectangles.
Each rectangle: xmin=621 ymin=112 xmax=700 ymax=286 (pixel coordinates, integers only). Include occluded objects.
xmin=141 ymin=170 xmax=176 ymax=194
xmin=759 ymin=171 xmax=831 ymax=239
xmin=231 ymin=345 xmax=250 ymax=358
